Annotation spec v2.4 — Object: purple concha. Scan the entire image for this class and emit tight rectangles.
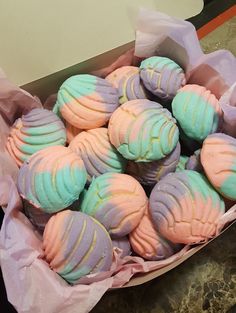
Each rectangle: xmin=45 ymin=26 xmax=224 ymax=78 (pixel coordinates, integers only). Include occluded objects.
xmin=140 ymin=56 xmax=186 ymax=100
xmin=43 ymin=210 xmax=113 ymax=284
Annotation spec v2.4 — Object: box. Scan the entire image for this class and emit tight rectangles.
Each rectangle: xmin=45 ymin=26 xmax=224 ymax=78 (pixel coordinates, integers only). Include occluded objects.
xmin=0 ymin=0 xmax=203 ymax=86
xmin=1 ymin=4 xmax=236 ymax=313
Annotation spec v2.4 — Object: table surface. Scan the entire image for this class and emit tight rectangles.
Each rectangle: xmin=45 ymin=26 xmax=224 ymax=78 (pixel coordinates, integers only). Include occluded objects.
xmin=1 ymin=1 xmax=236 ymax=312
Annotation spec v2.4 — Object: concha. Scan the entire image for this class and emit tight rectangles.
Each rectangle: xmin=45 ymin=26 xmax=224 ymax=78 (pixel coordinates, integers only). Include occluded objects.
xmin=6 ymin=108 xmax=66 ymax=167
xmin=149 ymin=170 xmax=225 ymax=244
xmin=172 ymin=85 xmax=222 ymax=141
xmin=80 ymin=173 xmax=148 ymax=237
xmin=108 ymin=99 xmax=179 ymax=162
xmin=140 ymin=56 xmax=186 ymax=100
xmin=129 ymin=210 xmax=178 ymax=260
xmin=17 ymin=146 xmax=87 ymax=213
xmin=201 ymin=133 xmax=236 ymax=200
xmin=106 ymin=66 xmax=148 ymax=104
xmin=69 ymin=128 xmax=127 ymax=182
xmin=43 ymin=210 xmax=113 ymax=284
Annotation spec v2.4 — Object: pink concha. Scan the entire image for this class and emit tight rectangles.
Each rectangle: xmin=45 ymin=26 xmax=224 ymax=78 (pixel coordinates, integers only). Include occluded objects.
xmin=201 ymin=133 xmax=236 ymax=200
xmin=54 ymin=74 xmax=119 ymax=130
xmin=129 ymin=210 xmax=177 ymax=260
xmin=108 ymin=99 xmax=179 ymax=162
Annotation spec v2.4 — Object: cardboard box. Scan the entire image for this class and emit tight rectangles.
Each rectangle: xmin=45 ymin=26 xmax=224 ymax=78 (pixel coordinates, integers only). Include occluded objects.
xmin=13 ymin=26 xmax=236 ymax=290
xmin=0 ymin=0 xmax=203 ymax=87
xmin=3 ymin=2 xmax=236 ymax=312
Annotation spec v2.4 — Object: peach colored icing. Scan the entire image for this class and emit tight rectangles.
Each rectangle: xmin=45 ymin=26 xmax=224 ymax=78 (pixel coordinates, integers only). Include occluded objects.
xmin=201 ymin=133 xmax=236 ymax=199
xmin=129 ymin=209 xmax=177 ymax=260
xmin=81 ymin=173 xmax=148 ymax=237
xmin=108 ymin=99 xmax=179 ymax=162
xmin=69 ymin=128 xmax=126 ymax=181
xmin=43 ymin=210 xmax=112 ymax=284
xmin=180 ymin=85 xmax=220 ymax=109
xmin=60 ymin=92 xmax=112 ymax=129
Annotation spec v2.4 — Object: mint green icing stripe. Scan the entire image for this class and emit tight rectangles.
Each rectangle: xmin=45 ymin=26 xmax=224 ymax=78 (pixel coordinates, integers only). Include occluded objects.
xmin=220 ymin=167 xmax=236 ymax=200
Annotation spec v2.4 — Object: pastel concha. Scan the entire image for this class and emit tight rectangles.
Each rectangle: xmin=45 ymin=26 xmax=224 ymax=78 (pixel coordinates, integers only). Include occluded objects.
xmin=43 ymin=210 xmax=113 ymax=284
xmin=17 ymin=146 xmax=87 ymax=213
xmin=6 ymin=108 xmax=66 ymax=167
xmin=80 ymin=173 xmax=148 ymax=237
xmin=129 ymin=210 xmax=178 ymax=260
xmin=140 ymin=56 xmax=186 ymax=100
xmin=106 ymin=66 xmax=148 ymax=104
xmin=172 ymin=85 xmax=222 ymax=141
xmin=201 ymin=133 xmax=236 ymax=200
xmin=108 ymin=99 xmax=179 ymax=162
xmin=69 ymin=128 xmax=127 ymax=182
xmin=149 ymin=170 xmax=225 ymax=244
xmin=53 ymin=74 xmax=119 ymax=129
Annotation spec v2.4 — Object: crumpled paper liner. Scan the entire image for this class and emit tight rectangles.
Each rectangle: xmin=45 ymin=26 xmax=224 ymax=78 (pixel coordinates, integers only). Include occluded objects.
xmin=220 ymin=82 xmax=236 ymax=137
xmin=1 ymin=9 xmax=236 ymax=313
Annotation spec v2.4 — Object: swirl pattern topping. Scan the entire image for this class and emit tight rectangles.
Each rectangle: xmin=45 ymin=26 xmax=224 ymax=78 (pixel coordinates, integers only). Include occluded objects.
xmin=81 ymin=173 xmax=148 ymax=237
xmin=6 ymin=108 xmax=66 ymax=166
xmin=53 ymin=74 xmax=119 ymax=129
xmin=149 ymin=170 xmax=225 ymax=244
xmin=43 ymin=210 xmax=112 ymax=284
xmin=108 ymin=99 xmax=179 ymax=162
xmin=140 ymin=56 xmax=186 ymax=100
xmin=69 ymin=128 xmax=127 ymax=182
xmin=17 ymin=146 xmax=87 ymax=213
